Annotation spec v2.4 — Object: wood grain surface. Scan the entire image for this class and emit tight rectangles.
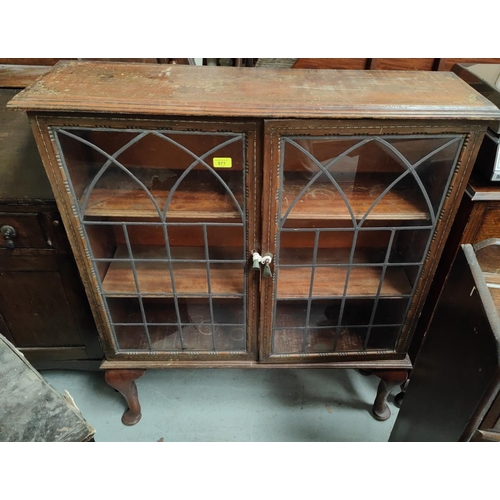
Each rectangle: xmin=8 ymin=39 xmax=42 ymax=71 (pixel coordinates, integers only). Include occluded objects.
xmin=277 ymin=266 xmax=412 ymax=298
xmin=8 ymin=61 xmax=500 ymax=120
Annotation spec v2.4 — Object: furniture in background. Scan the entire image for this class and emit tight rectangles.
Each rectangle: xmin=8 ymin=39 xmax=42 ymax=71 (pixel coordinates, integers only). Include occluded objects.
xmin=0 ymin=87 xmax=102 ymax=369
xmin=292 ymin=58 xmax=500 ymax=71
xmin=9 ymin=61 xmax=499 ymax=424
xmin=390 ymin=242 xmax=500 ymax=441
xmin=0 ymin=333 xmax=95 ymax=441
xmin=410 ymin=63 xmax=500 ymax=362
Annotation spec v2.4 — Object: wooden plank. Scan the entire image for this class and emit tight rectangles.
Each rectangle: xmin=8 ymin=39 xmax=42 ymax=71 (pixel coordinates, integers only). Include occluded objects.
xmin=281 ymin=176 xmax=429 ymax=221
xmin=101 ymin=355 xmax=413 ymax=369
xmin=102 ymin=246 xmax=244 ymax=297
xmin=84 ymin=184 xmax=243 ymax=220
xmin=293 ymin=59 xmax=368 ymax=70
xmin=0 ymin=64 xmax=51 ymax=88
xmin=8 ymin=61 xmax=500 ymax=121
xmin=277 ymin=266 xmax=412 ymax=298
xmin=374 ymin=59 xmax=435 ymax=71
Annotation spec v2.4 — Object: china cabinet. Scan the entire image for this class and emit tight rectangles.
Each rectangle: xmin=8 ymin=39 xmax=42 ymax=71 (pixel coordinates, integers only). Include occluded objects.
xmin=9 ymin=61 xmax=500 ymax=425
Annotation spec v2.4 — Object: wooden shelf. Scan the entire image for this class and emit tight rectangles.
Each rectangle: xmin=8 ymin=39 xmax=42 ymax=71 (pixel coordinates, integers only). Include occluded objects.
xmin=102 ymin=246 xmax=244 ymax=297
xmin=84 ymin=188 xmax=243 ymax=220
xmin=114 ymin=323 xmax=246 ymax=352
xmin=280 ymin=247 xmax=390 ymax=266
xmin=277 ymin=266 xmax=412 ymax=298
xmin=273 ymin=327 xmax=366 ymax=354
xmin=281 ymin=175 xmax=430 ymax=222
xmin=82 ymin=172 xmax=244 ymax=220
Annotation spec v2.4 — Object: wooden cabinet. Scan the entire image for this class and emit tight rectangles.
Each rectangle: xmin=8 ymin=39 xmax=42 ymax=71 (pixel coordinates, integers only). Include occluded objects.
xmin=9 ymin=61 xmax=500 ymax=425
xmin=410 ymin=173 xmax=500 ymax=361
xmin=0 ymin=88 xmax=102 ymax=368
xmin=390 ymin=243 xmax=500 ymax=442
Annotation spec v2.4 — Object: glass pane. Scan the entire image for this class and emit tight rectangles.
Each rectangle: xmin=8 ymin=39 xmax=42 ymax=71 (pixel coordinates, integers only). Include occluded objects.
xmin=365 ymin=327 xmax=400 ymax=350
xmin=213 ymin=299 xmax=245 ymax=325
xmin=352 ymin=230 xmax=390 ymax=264
xmin=335 ymin=327 xmax=368 ymax=352
xmin=275 ymin=300 xmax=308 ymax=328
xmin=149 ymin=325 xmax=182 ymax=351
xmin=279 ymin=231 xmax=315 ymax=266
xmin=143 ymin=298 xmax=178 ymax=324
xmin=307 ymin=299 xmax=376 ymax=327
xmin=305 ymin=327 xmax=336 ymax=353
xmin=373 ymin=298 xmax=410 ymax=325
xmin=390 ymin=228 xmax=432 ymax=264
xmin=273 ymin=329 xmax=304 ymax=354
xmin=107 ymin=297 xmax=143 ymax=324
xmin=114 ymin=325 xmax=149 ymax=351
xmin=346 ymin=267 xmax=413 ymax=297
xmin=281 ymin=138 xmax=361 ymax=225
xmin=56 ymin=128 xmax=245 ymax=221
xmin=164 ymin=135 xmax=244 ymax=221
xmin=55 ymin=126 xmax=248 ymax=357
xmin=276 ymin=266 xmax=313 ymax=299
xmin=341 ymin=299 xmax=376 ymax=326
xmin=280 ymin=137 xmax=437 ymax=227
xmin=180 ymin=323 xmax=245 ymax=351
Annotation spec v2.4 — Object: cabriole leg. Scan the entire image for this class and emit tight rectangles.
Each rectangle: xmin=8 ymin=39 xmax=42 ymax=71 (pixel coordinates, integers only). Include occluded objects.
xmin=105 ymin=369 xmax=146 ymax=426
xmin=372 ymin=369 xmax=408 ymax=421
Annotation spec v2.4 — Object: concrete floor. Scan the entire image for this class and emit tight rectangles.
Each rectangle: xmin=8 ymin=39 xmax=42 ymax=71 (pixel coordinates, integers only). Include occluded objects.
xmin=42 ymin=368 xmax=399 ymax=441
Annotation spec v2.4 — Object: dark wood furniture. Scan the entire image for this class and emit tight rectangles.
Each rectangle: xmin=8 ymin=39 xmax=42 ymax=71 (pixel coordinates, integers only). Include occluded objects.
xmin=0 ymin=88 xmax=102 ymax=369
xmin=390 ymin=243 xmax=500 ymax=441
xmin=292 ymin=58 xmax=500 ymax=71
xmin=9 ymin=61 xmax=499 ymax=425
xmin=409 ymin=64 xmax=500 ymax=362
xmin=0 ymin=333 xmax=95 ymax=441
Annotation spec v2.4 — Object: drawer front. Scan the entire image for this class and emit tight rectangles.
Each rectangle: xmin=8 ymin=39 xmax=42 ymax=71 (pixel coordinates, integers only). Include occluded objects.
xmin=0 ymin=213 xmax=48 ymax=249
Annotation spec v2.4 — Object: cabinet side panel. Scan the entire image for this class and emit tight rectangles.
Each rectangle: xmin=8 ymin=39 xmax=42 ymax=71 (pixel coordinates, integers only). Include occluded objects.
xmin=28 ymin=114 xmax=116 ymax=358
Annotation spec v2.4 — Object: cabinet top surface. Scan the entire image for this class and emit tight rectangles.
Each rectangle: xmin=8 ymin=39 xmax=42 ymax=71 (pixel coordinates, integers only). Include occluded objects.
xmin=7 ymin=60 xmax=500 ymax=121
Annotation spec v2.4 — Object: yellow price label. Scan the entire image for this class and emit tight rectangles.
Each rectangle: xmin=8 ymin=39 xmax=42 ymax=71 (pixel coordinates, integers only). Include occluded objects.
xmin=213 ymin=157 xmax=232 ymax=168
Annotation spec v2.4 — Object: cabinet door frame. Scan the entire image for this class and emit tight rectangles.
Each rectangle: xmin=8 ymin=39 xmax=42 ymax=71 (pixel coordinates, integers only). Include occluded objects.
xmin=30 ymin=113 xmax=261 ymax=362
xmin=260 ymin=118 xmax=486 ymax=363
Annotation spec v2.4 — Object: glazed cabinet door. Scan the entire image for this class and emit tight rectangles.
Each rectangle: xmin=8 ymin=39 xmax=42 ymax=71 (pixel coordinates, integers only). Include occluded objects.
xmin=35 ymin=116 xmax=260 ymax=361
xmin=260 ymin=120 xmax=477 ymax=363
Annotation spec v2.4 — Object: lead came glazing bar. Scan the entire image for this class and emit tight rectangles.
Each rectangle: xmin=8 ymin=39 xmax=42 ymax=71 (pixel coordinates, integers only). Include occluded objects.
xmin=304 ymin=230 xmax=321 ymax=352
xmin=333 ymin=230 xmax=359 ymax=352
xmin=203 ymin=224 xmax=217 ymax=351
xmin=363 ymin=229 xmax=397 ymax=350
xmin=161 ymin=223 xmax=186 ymax=350
xmin=122 ymin=224 xmax=153 ymax=351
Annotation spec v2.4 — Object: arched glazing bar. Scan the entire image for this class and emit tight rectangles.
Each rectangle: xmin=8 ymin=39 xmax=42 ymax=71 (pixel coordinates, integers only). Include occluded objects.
xmin=152 ymin=132 xmax=244 ymax=221
xmin=358 ymin=137 xmax=461 ymax=227
xmin=77 ymin=131 xmax=150 ymax=215
xmin=57 ymin=129 xmax=164 ymax=220
xmin=279 ymin=137 xmax=372 ymax=228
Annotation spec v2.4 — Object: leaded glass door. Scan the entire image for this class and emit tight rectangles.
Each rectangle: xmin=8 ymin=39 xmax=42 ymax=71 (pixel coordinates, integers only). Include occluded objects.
xmin=50 ymin=118 xmax=259 ymax=361
xmin=261 ymin=121 xmax=464 ymax=362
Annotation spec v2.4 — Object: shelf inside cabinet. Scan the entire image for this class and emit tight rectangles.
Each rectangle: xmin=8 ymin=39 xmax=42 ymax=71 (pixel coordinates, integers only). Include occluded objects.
xmin=101 ymin=246 xmax=244 ymax=297
xmin=281 ymin=174 xmax=430 ymax=222
xmin=82 ymin=172 xmax=244 ymax=220
xmin=273 ymin=324 xmax=400 ymax=354
xmin=276 ymin=266 xmax=413 ymax=299
xmin=114 ymin=323 xmax=246 ymax=352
